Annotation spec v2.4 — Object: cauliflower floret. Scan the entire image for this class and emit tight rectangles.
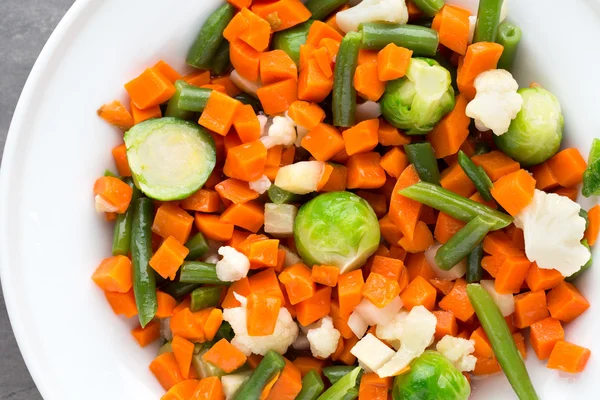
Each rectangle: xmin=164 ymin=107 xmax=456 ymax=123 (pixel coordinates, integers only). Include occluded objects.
xmin=356 ymin=101 xmax=382 ymax=122
xmin=436 ymin=335 xmax=477 ymax=372
xmin=377 ymin=306 xmax=437 ymax=377
xmin=514 ymin=189 xmax=590 ymax=277
xmin=216 ymin=246 xmax=250 ymax=282
xmin=295 ymin=125 xmax=309 ymax=147
xmin=258 ymin=114 xmax=269 ymax=137
xmin=223 ymin=300 xmax=299 ymax=356
xmin=480 ymin=279 xmax=514 ymax=317
xmin=274 ymin=161 xmax=325 ymax=194
xmin=348 ymin=311 xmax=369 ymax=339
xmin=249 ymin=175 xmax=272 ymax=194
xmin=230 ymin=69 xmax=262 ymax=96
xmin=261 ymin=116 xmax=297 ymax=149
xmin=307 ymin=317 xmax=341 ymax=358
xmin=375 ymin=311 xmax=408 ymax=350
xmin=337 ymin=0 xmax=408 ymax=33
xmin=350 ymin=333 xmax=396 ymax=371
xmin=264 ymin=203 xmax=297 ymax=237
xmin=465 ymin=69 xmax=523 ymax=136
xmin=355 ymin=296 xmax=403 ymax=326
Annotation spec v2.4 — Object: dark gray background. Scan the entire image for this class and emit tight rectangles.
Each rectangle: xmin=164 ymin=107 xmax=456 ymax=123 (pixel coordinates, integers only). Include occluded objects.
xmin=1 ymin=0 xmax=74 ymax=398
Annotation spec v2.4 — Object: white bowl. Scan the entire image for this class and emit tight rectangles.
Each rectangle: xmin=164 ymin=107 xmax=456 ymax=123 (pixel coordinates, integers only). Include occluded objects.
xmin=1 ymin=0 xmax=599 ymax=398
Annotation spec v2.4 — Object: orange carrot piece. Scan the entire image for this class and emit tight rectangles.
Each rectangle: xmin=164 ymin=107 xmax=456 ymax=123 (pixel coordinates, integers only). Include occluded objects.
xmin=311 ymin=265 xmax=340 ymax=287
xmin=302 ymin=123 xmax=345 ymax=161
xmin=181 ymin=189 xmax=221 ymax=213
xmin=338 ymin=336 xmax=359 ymax=365
xmin=232 ymin=104 xmax=261 ymax=144
xmin=220 ymin=201 xmax=264 ymax=233
xmin=338 ymin=270 xmax=365 ymax=316
xmin=530 ymin=162 xmax=560 ymax=191
xmin=194 ymin=214 xmax=234 ymax=242
xmin=92 ymin=255 xmax=132 ymax=293
xmin=260 ymin=372 xmax=281 ymax=400
xmin=150 ymin=352 xmax=185 ymax=391
xmin=346 ymin=152 xmax=387 ymax=189
xmin=222 ymin=278 xmax=252 ymax=309
xmin=94 ymin=176 xmax=133 ymax=214
xmin=97 ymin=100 xmax=134 ymax=130
xmin=298 ymin=58 xmax=334 ymax=102
xmin=248 ymin=239 xmax=280 ymax=268
xmin=438 ymin=279 xmax=475 ymax=322
xmin=495 ymin=256 xmax=531 ymax=294
xmin=296 ymin=286 xmax=332 ymax=326
xmin=547 ymin=148 xmax=587 ymax=187
xmin=202 ymin=338 xmax=247 ymax=373
xmin=279 ymin=263 xmax=317 ymax=305
xmin=525 ymin=262 xmax=564 ymax=292
xmin=319 ymin=163 xmax=348 ymax=192
xmin=379 ymin=214 xmax=404 ymax=245
xmin=585 ymin=204 xmax=600 ymax=246
xmin=125 ymin=68 xmax=176 ymax=109
xmin=293 ymin=356 xmax=326 ymax=378
xmin=432 ymin=310 xmax=459 ymax=340
xmin=398 ymin=221 xmax=434 ymax=253
xmin=162 ymin=379 xmax=201 ymax=400
xmin=472 ymin=150 xmax=520 ymax=182
xmin=356 ymin=191 xmax=387 ymax=218
xmin=251 ymin=0 xmax=312 ymax=31
xmin=371 ymin=256 xmax=404 ymax=282
xmin=354 ymin=62 xmax=386 ymax=101
xmin=249 ymin=268 xmax=285 ymax=300
xmin=230 ymin=38 xmax=261 ymax=81
xmin=172 ymin=335 xmax=195 ymax=379
xmin=256 ymin=79 xmax=298 ymax=115
xmin=265 ymin=359 xmax=303 ymax=400
xmin=457 ymin=42 xmax=504 ymax=99
xmin=505 ymin=224 xmax=525 ymax=249
xmin=156 ymin=291 xmax=177 ymax=318
xmin=184 ymin=71 xmax=211 ymax=87
xmin=223 ymin=140 xmax=268 ymax=182
xmin=199 ymin=91 xmax=242 ymax=136
xmin=260 ymin=50 xmax=298 ymax=85
xmin=215 ymin=178 xmax=259 ymax=205
xmin=440 ymin=162 xmax=476 ymax=198
xmin=203 ymin=308 xmax=224 ymax=342
xmin=379 ymin=146 xmax=409 ymax=179
xmin=152 ymin=60 xmax=181 ymax=84
xmin=212 ymin=76 xmax=241 ymax=98
xmin=152 ymin=204 xmax=194 ymax=244
xmin=400 ymin=275 xmax=437 ymax=311
xmin=513 ymin=290 xmax=549 ymax=329
xmin=316 ymin=164 xmax=334 ymax=191
xmin=342 ymin=119 xmax=380 ymax=156
xmin=377 ymin=44 xmax=412 ymax=81
xmin=227 ymin=0 xmax=251 ymax=8
xmin=359 ymin=373 xmax=389 ymax=400
xmin=427 ymin=94 xmax=470 ymax=158
xmin=306 ymin=20 xmax=343 ymax=46
xmin=150 ymin=236 xmax=189 ymax=280
xmin=405 ymin=252 xmax=436 ymax=282
xmin=172 ymin=298 xmax=191 ymax=316
xmin=547 ymin=341 xmax=591 ymax=373
xmin=434 ymin=212 xmax=466 ymax=244
xmin=311 ymin=46 xmax=334 ymax=78
xmin=482 ymin=231 xmax=523 ymax=257
xmin=491 ymin=169 xmax=536 ymax=216
xmin=170 ymin=308 xmax=205 ymax=342
xmin=529 ymin=317 xmax=564 ymax=360
xmin=358 ymin=49 xmax=378 ymax=65
xmin=132 ymin=320 xmax=160 ymax=347
xmin=287 ymin=101 xmax=326 ymax=129
xmin=553 ymin=186 xmax=578 ymax=201
xmin=378 ymin=120 xmax=410 ymax=146
xmin=330 ymin=300 xmax=354 ymax=339
xmin=238 ymin=8 xmax=272 ymax=52
xmin=325 ymin=4 xmax=348 ymax=35
xmin=433 ymin=5 xmax=471 ymax=55
xmin=480 ymin=255 xmax=504 ymax=278
xmin=363 ymin=273 xmax=401 ymax=308
xmin=111 ymin=143 xmax=132 ymax=177
xmin=193 ymin=376 xmax=225 ymax=400
xmin=547 ymin=281 xmax=590 ymax=322
xmin=430 ymin=278 xmax=454 ymax=296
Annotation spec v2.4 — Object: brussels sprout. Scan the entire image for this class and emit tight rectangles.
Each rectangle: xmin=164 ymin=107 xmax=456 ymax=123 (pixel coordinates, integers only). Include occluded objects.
xmin=392 ymin=351 xmax=470 ymax=400
xmin=294 ymin=192 xmax=380 ymax=273
xmin=495 ymin=87 xmax=564 ymax=166
xmin=381 ymin=58 xmax=455 ymax=135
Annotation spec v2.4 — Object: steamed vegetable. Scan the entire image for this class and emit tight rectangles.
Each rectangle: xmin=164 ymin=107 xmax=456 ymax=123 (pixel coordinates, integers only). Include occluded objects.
xmin=294 ymin=192 xmax=380 ymax=273
xmin=336 ymin=0 xmax=409 ymax=33
xmin=187 ymin=3 xmax=234 ymax=69
xmin=582 ymin=138 xmax=600 ymax=197
xmin=381 ymin=58 xmax=455 ymax=135
xmin=233 ymin=350 xmax=286 ymax=400
xmin=497 ymin=21 xmax=522 ymax=71
xmin=272 ymin=21 xmax=312 ymax=65
xmin=404 ymin=142 xmax=440 ymax=185
xmin=473 ymin=0 xmax=504 ymax=43
xmin=333 ymin=32 xmax=362 ymax=127
xmin=360 ymin=23 xmax=439 ymax=56
xmin=112 ymin=178 xmax=141 ymax=256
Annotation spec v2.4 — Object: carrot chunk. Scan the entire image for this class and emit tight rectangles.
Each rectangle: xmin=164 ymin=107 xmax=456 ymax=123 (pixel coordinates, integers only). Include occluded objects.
xmin=400 ymin=275 xmax=437 ymax=311
xmin=150 ymin=236 xmax=189 ymax=280
xmin=125 ymin=68 xmax=176 ymax=109
xmin=491 ymin=169 xmax=536 ymax=216
xmin=547 ymin=148 xmax=587 ymax=187
xmin=132 ymin=320 xmax=161 ymax=347
xmin=472 ymin=150 xmax=520 ymax=182
xmin=584 ymin=204 xmax=600 ymax=246
xmin=457 ymin=42 xmax=504 ymax=100
xmin=432 ymin=5 xmax=471 ymax=55
xmin=346 ymin=152 xmax=387 ymax=189
xmin=530 ymin=161 xmax=560 ymax=191
xmin=223 ymin=140 xmax=268 ymax=182
xmin=279 ymin=263 xmax=316 ymax=305
xmin=342 ymin=119 xmax=380 ymax=156
xmin=199 ymin=91 xmax=242 ymax=136
xmin=97 ymin=100 xmax=134 ymax=130
xmin=338 ymin=270 xmax=364 ymax=316
xmin=94 ymin=176 xmax=133 ymax=214
xmin=220 ymin=201 xmax=265 ymax=233
xmin=547 ymin=281 xmax=590 ymax=322
xmin=495 ymin=256 xmax=531 ymax=294
xmin=363 ymin=273 xmax=401 ymax=308
xmin=433 ymin=310 xmax=458 ymax=340
xmin=172 ymin=335 xmax=195 ymax=379
xmin=354 ymin=62 xmax=386 ymax=102
xmin=302 ymin=123 xmax=345 ymax=161
xmin=530 ymin=317 xmax=564 ymax=360
xmin=547 ymin=341 xmax=591 ymax=373
xmin=150 ymin=352 xmax=184 ymax=391
xmin=525 ymin=262 xmax=563 ymax=292
xmin=265 ymin=359 xmax=303 ymax=400
xmin=513 ymin=290 xmax=549 ymax=329
xmin=105 ymin=290 xmax=137 ymax=317
xmin=152 ymin=203 xmax=194 ymax=244
xmin=311 ymin=265 xmax=340 ymax=287
xmin=296 ymin=286 xmax=332 ymax=326
xmin=438 ymin=279 xmax=474 ymax=322
xmin=92 ymin=255 xmax=132 ymax=293
xmin=377 ymin=44 xmax=412 ymax=81
xmin=256 ymin=79 xmax=298 ymax=115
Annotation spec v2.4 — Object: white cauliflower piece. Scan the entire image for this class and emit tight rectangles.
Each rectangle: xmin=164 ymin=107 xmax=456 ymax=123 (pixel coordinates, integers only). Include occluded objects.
xmin=480 ymin=279 xmax=514 ymax=317
xmin=229 ymin=69 xmax=261 ymax=96
xmin=337 ymin=0 xmax=408 ymax=33
xmin=355 ymin=101 xmax=382 ymax=122
xmin=222 ymin=371 xmax=252 ymax=400
xmin=514 ymin=189 xmax=590 ymax=277
xmin=257 ymin=114 xmax=269 ymax=137
xmin=466 ymin=69 xmax=523 ymax=136
xmin=274 ymin=161 xmax=325 ymax=194
xmin=261 ymin=116 xmax=297 ymax=149
xmin=376 ymin=311 xmax=408 ymax=350
xmin=350 ymin=333 xmax=396 ymax=371
xmin=307 ymin=317 xmax=341 ymax=358
xmin=95 ymin=195 xmax=119 ymax=213
xmin=223 ymin=301 xmax=299 ymax=356
xmin=377 ymin=306 xmax=437 ymax=377
xmin=348 ymin=311 xmax=369 ymax=339
xmin=295 ymin=125 xmax=310 ymax=147
xmin=355 ymin=296 xmax=403 ymax=326
xmin=216 ymin=246 xmax=250 ymax=282
xmin=264 ymin=203 xmax=297 ymax=237
xmin=424 ymin=242 xmax=467 ymax=280
xmin=249 ymin=175 xmax=271 ymax=194
xmin=436 ymin=335 xmax=477 ymax=372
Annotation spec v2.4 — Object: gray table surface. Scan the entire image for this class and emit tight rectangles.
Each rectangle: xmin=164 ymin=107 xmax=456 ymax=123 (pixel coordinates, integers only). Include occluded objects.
xmin=1 ymin=1 xmax=74 ymax=399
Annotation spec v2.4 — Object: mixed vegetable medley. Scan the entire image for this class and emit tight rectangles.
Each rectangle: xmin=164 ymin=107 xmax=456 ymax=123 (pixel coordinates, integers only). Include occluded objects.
xmin=92 ymin=0 xmax=600 ymax=399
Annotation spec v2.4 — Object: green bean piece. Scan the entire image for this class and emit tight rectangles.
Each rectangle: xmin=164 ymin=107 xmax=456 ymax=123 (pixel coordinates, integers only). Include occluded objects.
xmin=317 ymin=367 xmax=361 ymax=400
xmin=497 ymin=21 xmax=522 ymax=71
xmin=214 ymin=321 xmax=234 ymax=342
xmin=272 ymin=21 xmax=313 ymax=65
xmin=233 ymin=350 xmax=286 ymax=400
xmin=112 ymin=178 xmax=142 ymax=256
xmin=457 ymin=150 xmax=494 ymax=201
xmin=467 ymin=243 xmax=484 ymax=283
xmin=165 ymin=80 xmax=194 ymax=120
xmin=211 ymin=41 xmax=231 ymax=76
xmin=177 ymin=83 xmax=213 ymax=112
xmin=179 ymin=262 xmax=227 ymax=285
xmin=399 ymin=182 xmax=513 ymax=230
xmin=566 ymin=240 xmax=592 ymax=282
xmin=193 ymin=347 xmax=226 ymax=379
xmin=187 ymin=4 xmax=235 ymax=69
xmin=474 ymin=141 xmax=492 ymax=156
xmin=473 ymin=0 xmax=504 ymax=43
xmin=435 ymin=216 xmax=493 ymax=270
xmin=190 ymin=286 xmax=224 ymax=312
xmin=185 ymin=233 xmax=210 ymax=261
xmin=412 ymin=0 xmax=444 ymax=17
xmin=582 ymin=138 xmax=600 ymax=197
xmin=161 ymin=282 xmax=200 ymax=299
xmin=333 ymin=31 xmax=362 ymax=127
xmin=158 ymin=341 xmax=172 ymax=356
xmin=323 ymin=366 xmax=363 ymax=385
xmin=268 ymin=185 xmax=303 ymax=204
xmin=360 ymin=23 xmax=439 ymax=56
xmin=341 ymin=388 xmax=359 ymax=400
xmin=296 ymin=370 xmax=325 ymax=400
xmin=305 ymin=0 xmax=348 ymax=20
xmin=467 ymin=284 xmax=539 ymax=400
xmin=104 ymin=169 xmax=118 ymax=178
xmin=234 ymin=93 xmax=263 ymax=113
xmin=131 ymin=198 xmax=158 ymax=327
xmin=405 ymin=143 xmax=441 ymax=185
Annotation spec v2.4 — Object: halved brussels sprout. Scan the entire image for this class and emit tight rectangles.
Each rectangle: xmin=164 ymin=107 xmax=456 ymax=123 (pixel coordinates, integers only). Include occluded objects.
xmin=495 ymin=86 xmax=564 ymax=166
xmin=392 ymin=351 xmax=470 ymax=400
xmin=294 ymin=192 xmax=380 ymax=274
xmin=381 ymin=58 xmax=455 ymax=135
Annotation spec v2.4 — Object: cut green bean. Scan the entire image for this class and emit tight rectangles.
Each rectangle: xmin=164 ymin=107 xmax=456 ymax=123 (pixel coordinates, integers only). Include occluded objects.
xmin=131 ymin=198 xmax=157 ymax=327
xmin=112 ymin=178 xmax=141 ymax=256
xmin=233 ymin=350 xmax=286 ymax=400
xmin=165 ymin=80 xmax=194 ymax=120
xmin=214 ymin=321 xmax=234 ymax=342
xmin=268 ymin=185 xmax=303 ymax=204
xmin=341 ymin=388 xmax=359 ymax=400
xmin=317 ymin=367 xmax=361 ymax=400
xmin=190 ymin=286 xmax=224 ymax=312
xmin=177 ymin=83 xmax=212 ymax=112
xmin=323 ymin=366 xmax=363 ymax=385
xmin=400 ymin=182 xmax=513 ymax=230
xmin=158 ymin=341 xmax=172 ymax=356
xmin=497 ymin=21 xmax=522 ymax=71
xmin=272 ymin=21 xmax=313 ymax=65
xmin=211 ymin=40 xmax=231 ymax=76
xmin=566 ymin=240 xmax=592 ymax=282
xmin=234 ymin=93 xmax=263 ymax=113
xmin=404 ymin=143 xmax=441 ymax=185
xmin=296 ymin=370 xmax=325 ymax=400
xmin=435 ymin=216 xmax=493 ymax=270
xmin=474 ymin=141 xmax=492 ymax=156
xmin=473 ymin=0 xmax=504 ymax=43
xmin=185 ymin=232 xmax=210 ymax=261
xmin=333 ymin=31 xmax=362 ymax=127
xmin=179 ymin=262 xmax=227 ymax=285
xmin=305 ymin=0 xmax=347 ymax=20
xmin=360 ymin=23 xmax=439 ymax=56
xmin=467 ymin=243 xmax=484 ymax=283
xmin=467 ymin=284 xmax=539 ymax=400
xmin=161 ymin=282 xmax=200 ymax=299
xmin=104 ymin=169 xmax=118 ymax=178
xmin=187 ymin=4 xmax=235 ymax=69
xmin=457 ymin=150 xmax=493 ymax=201
xmin=412 ymin=0 xmax=444 ymax=17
